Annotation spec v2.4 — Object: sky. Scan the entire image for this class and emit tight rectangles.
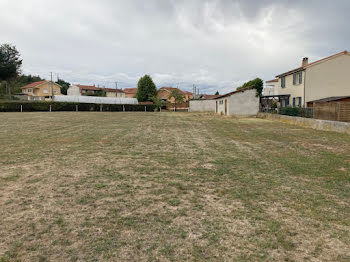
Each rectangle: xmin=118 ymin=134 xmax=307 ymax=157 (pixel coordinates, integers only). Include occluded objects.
xmin=0 ymin=0 xmax=349 ymax=94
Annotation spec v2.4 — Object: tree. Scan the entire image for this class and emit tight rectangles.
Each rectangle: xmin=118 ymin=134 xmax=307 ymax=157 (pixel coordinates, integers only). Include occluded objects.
xmin=56 ymin=78 xmax=70 ymax=95
xmin=0 ymin=44 xmax=22 ymax=98
xmin=0 ymin=44 xmax=22 ymax=82
xmin=151 ymin=95 xmax=165 ymax=111
xmin=237 ymin=78 xmax=263 ymax=97
xmin=168 ymin=89 xmax=185 ymax=111
xmin=136 ymin=75 xmax=157 ymax=102
xmin=215 ymin=91 xmax=219 ymax=95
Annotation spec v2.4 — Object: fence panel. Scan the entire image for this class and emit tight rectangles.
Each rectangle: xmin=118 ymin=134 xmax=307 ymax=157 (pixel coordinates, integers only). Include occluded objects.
xmin=339 ymin=103 xmax=350 ymax=122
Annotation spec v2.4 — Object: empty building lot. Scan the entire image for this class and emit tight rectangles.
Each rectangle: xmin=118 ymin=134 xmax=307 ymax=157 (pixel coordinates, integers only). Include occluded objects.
xmin=0 ymin=112 xmax=349 ymax=261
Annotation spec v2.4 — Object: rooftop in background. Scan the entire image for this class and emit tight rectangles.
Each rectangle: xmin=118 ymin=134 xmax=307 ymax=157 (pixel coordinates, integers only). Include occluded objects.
xmin=76 ymin=84 xmax=123 ymax=93
xmin=159 ymin=87 xmax=185 ymax=94
xmin=123 ymin=88 xmax=138 ymax=94
xmin=201 ymin=94 xmax=220 ymax=99
xmin=276 ymin=50 xmax=349 ymax=78
xmin=266 ymin=79 xmax=278 ymax=83
xmin=308 ymin=96 xmax=350 ymax=103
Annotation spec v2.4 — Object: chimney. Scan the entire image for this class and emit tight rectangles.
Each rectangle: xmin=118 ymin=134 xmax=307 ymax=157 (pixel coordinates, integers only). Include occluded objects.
xmin=302 ymin=57 xmax=309 ymax=67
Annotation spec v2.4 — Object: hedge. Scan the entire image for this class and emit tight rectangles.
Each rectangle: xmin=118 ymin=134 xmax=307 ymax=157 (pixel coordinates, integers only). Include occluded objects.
xmin=279 ymin=106 xmax=313 ymax=118
xmin=0 ymin=101 xmax=157 ymax=112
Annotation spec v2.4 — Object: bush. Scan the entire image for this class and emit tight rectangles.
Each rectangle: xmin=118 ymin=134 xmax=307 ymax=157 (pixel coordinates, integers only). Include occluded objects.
xmin=0 ymin=101 xmax=157 ymax=112
xmin=279 ymin=106 xmax=301 ymax=116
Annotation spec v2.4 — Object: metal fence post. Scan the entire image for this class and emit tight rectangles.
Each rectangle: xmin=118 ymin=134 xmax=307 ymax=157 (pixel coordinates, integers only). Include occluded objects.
xmin=76 ymin=105 xmax=78 ymax=112
xmin=49 ymin=105 xmax=52 ymax=112
xmin=145 ymin=106 xmax=146 ymax=112
xmin=100 ymin=105 xmax=102 ymax=112
xmin=123 ymin=105 xmax=125 ymax=112
xmin=20 ymin=105 xmax=23 ymax=112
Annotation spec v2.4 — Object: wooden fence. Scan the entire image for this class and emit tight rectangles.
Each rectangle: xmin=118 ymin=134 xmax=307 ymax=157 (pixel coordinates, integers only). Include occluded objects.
xmin=313 ymin=102 xmax=350 ymax=122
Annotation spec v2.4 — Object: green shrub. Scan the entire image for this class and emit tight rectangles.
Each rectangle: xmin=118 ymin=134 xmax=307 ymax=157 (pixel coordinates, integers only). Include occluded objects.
xmin=279 ymin=106 xmax=301 ymax=116
xmin=0 ymin=101 xmax=157 ymax=112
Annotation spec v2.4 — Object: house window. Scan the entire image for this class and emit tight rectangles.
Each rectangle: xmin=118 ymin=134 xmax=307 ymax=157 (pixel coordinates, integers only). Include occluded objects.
xmin=43 ymin=89 xmax=48 ymax=94
xmin=219 ymin=100 xmax=223 ymax=105
xmin=298 ymin=97 xmax=302 ymax=106
xmin=281 ymin=77 xmax=286 ymax=88
xmin=28 ymin=88 xmax=32 ymax=92
xmin=298 ymin=72 xmax=303 ymax=84
xmin=293 ymin=73 xmax=296 ymax=85
xmin=293 ymin=97 xmax=296 ymax=106
xmin=54 ymin=90 xmax=57 ymax=94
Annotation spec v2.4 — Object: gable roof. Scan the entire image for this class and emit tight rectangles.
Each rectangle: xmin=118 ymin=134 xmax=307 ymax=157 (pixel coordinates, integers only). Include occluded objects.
xmin=215 ymin=86 xmax=255 ymax=99
xmin=276 ymin=50 xmax=349 ymax=78
xmin=21 ymin=80 xmax=48 ymax=89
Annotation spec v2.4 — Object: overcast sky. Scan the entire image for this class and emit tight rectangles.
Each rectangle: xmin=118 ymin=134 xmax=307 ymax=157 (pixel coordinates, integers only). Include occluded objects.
xmin=1 ymin=0 xmax=349 ymax=93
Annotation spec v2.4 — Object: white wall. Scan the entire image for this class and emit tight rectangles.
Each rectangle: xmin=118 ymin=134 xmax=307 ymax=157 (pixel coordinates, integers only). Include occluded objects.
xmin=189 ymin=99 xmax=216 ymax=112
xmin=67 ymin=85 xmax=81 ymax=96
xmin=306 ymin=53 xmax=350 ymax=103
xmin=216 ymin=88 xmax=259 ymax=116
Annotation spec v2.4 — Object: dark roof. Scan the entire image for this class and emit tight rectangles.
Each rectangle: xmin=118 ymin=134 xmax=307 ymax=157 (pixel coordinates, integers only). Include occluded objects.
xmin=76 ymin=84 xmax=100 ymax=91
xmin=308 ymin=96 xmax=350 ymax=103
xmin=276 ymin=50 xmax=349 ymax=78
xmin=76 ymin=85 xmax=123 ymax=93
xmin=215 ymin=86 xmax=255 ymax=99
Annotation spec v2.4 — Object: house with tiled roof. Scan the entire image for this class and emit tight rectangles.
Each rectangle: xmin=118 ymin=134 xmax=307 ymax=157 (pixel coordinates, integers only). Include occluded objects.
xmin=123 ymin=88 xmax=138 ymax=98
xmin=21 ymin=81 xmax=62 ymax=100
xmin=270 ymin=50 xmax=350 ymax=107
xmin=157 ymin=87 xmax=193 ymax=103
xmin=67 ymin=84 xmax=125 ymax=97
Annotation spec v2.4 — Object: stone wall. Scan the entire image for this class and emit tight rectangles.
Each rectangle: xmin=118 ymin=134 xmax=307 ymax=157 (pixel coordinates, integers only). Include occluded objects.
xmin=257 ymin=113 xmax=350 ymax=135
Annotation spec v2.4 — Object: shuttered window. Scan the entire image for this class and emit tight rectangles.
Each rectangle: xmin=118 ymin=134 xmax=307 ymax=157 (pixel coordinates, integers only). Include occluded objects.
xmin=298 ymin=72 xmax=303 ymax=84
xmin=293 ymin=73 xmax=296 ymax=85
xmin=281 ymin=77 xmax=286 ymax=88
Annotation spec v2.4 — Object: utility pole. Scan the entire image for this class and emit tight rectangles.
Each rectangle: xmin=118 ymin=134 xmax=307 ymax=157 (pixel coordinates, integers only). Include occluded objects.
xmin=51 ymin=72 xmax=53 ymax=99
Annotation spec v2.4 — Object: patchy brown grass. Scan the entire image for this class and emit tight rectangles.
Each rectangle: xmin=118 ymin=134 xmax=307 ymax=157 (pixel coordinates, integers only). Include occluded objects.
xmin=0 ymin=112 xmax=349 ymax=261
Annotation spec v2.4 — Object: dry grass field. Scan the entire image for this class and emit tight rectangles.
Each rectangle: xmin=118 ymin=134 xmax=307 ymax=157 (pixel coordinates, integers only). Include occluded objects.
xmin=0 ymin=112 xmax=349 ymax=261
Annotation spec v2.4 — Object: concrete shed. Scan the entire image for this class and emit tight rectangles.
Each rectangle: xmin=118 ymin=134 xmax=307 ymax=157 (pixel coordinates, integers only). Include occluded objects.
xmin=215 ymin=86 xmax=259 ymax=116
xmin=189 ymin=99 xmax=217 ymax=112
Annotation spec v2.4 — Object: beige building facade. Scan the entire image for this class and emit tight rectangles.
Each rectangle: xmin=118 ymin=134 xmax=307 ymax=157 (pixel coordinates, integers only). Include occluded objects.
xmin=274 ymin=51 xmax=350 ymax=107
xmin=21 ymin=81 xmax=62 ymax=100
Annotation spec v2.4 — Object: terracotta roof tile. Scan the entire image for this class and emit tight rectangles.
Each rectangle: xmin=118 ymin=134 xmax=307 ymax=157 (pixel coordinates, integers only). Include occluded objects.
xmin=21 ymin=81 xmax=48 ymax=89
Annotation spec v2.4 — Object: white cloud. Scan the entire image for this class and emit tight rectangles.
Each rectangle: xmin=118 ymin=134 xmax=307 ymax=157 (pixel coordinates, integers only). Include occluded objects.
xmin=0 ymin=0 xmax=348 ymax=93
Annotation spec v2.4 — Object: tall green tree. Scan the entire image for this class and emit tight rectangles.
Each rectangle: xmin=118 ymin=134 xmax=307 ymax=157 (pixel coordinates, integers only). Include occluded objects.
xmin=0 ymin=44 xmax=22 ymax=98
xmin=237 ymin=78 xmax=263 ymax=97
xmin=136 ymin=75 xmax=157 ymax=102
xmin=0 ymin=44 xmax=22 ymax=81
xmin=215 ymin=91 xmax=219 ymax=95
xmin=56 ymin=78 xmax=70 ymax=95
xmin=168 ymin=89 xmax=185 ymax=111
